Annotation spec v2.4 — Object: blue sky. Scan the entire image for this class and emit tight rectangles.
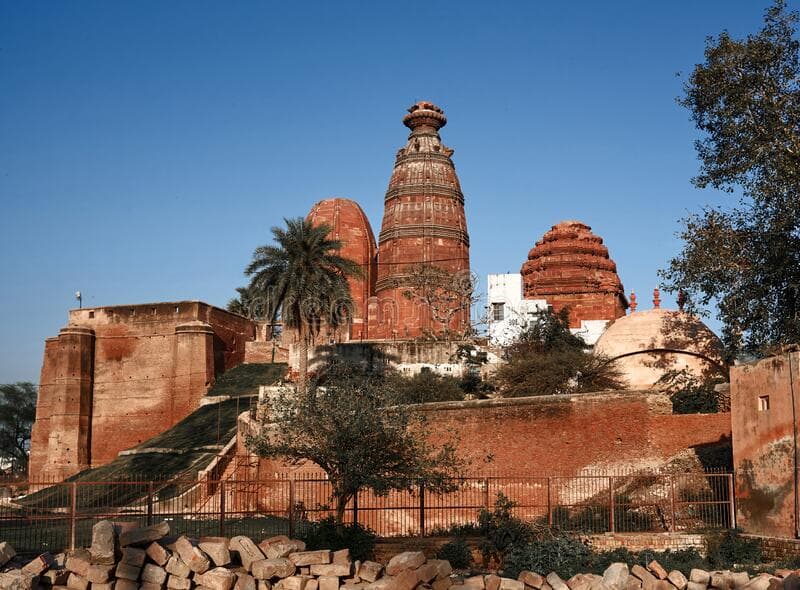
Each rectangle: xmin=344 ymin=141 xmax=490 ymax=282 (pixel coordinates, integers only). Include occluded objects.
xmin=0 ymin=1 xmax=777 ymax=382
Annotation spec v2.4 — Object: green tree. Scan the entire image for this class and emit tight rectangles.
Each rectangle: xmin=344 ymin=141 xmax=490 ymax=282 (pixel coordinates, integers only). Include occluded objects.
xmin=497 ymin=308 xmax=624 ymax=397
xmin=0 ymin=383 xmax=37 ymax=473
xmin=662 ymin=1 xmax=800 ymax=355
xmin=246 ymin=362 xmax=465 ymax=525
xmin=245 ymin=217 xmax=362 ymax=392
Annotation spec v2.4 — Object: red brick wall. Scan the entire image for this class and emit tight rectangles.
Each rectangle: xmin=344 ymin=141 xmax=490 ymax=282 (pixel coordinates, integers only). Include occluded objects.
xmin=29 ymin=302 xmax=256 ymax=481
xmin=239 ymin=391 xmax=731 ymax=478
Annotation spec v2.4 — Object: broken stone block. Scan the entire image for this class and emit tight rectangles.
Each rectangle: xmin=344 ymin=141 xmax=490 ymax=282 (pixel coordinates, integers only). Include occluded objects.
xmin=147 ymin=543 xmax=171 ymax=567
xmin=166 ymin=556 xmax=192 ymax=579
xmin=743 ymin=576 xmax=773 ymax=590
xmin=121 ymin=547 xmax=146 ymax=568
xmin=464 ymin=576 xmax=486 ymax=590
xmin=653 ymin=582 xmax=672 ymax=590
xmin=0 ymin=570 xmax=38 ymax=590
xmin=141 ymin=582 xmax=165 ymax=590
xmin=142 ymin=564 xmax=169 ymax=586
xmin=167 ymin=576 xmax=193 ymax=590
xmin=486 ymin=576 xmax=501 ymax=590
xmin=42 ymin=569 xmax=70 ymax=587
xmin=631 ymin=567 xmax=657 ymax=590
xmin=413 ymin=564 xmax=438 ymax=585
xmin=386 ymin=553 xmax=426 ymax=577
xmin=603 ymin=565 xmax=629 ymax=590
xmin=195 ymin=567 xmax=236 ymax=590
xmin=689 ymin=572 xmax=710 ymax=586
xmin=115 ymin=562 xmax=141 ymax=582
xmin=0 ymin=542 xmax=16 ymax=568
xmin=289 ymin=552 xmax=331 ymax=567
xmin=307 ymin=581 xmax=319 ymax=590
xmin=710 ymin=574 xmax=730 ymax=590
xmin=546 ymin=575 xmax=570 ymax=590
xmin=427 ymin=561 xmax=453 ymax=581
xmin=365 ymin=579 xmax=393 ymax=590
xmin=434 ymin=579 xmax=454 ymax=590
xmin=310 ymin=564 xmax=353 ymax=578
xmin=66 ymin=574 xmax=89 ymax=590
xmin=686 ymin=583 xmax=707 ymax=590
xmin=258 ymin=581 xmax=273 ymax=590
xmin=85 ymin=565 xmax=114 ymax=584
xmin=235 ymin=573 xmax=257 ymax=590
xmin=623 ymin=579 xmax=642 ymax=590
xmin=114 ymin=580 xmax=139 ymax=590
xmin=731 ymin=574 xmax=750 ymax=589
xmin=23 ymin=552 xmax=54 ymax=576
xmin=357 ymin=563 xmax=383 ymax=584
xmin=89 ymin=520 xmax=116 ymax=566
xmin=174 ymin=537 xmax=211 ymax=575
xmin=395 ymin=569 xmax=420 ymax=590
xmin=332 ymin=551 xmax=350 ymax=566
xmin=668 ymin=572 xmax=687 ymax=590
xmin=251 ymin=559 xmax=296 ymax=580
xmin=519 ymin=572 xmax=544 ymax=590
xmin=65 ymin=551 xmax=92 ymax=577
xmin=262 ymin=543 xmax=306 ymax=561
xmin=119 ymin=522 xmax=170 ymax=547
xmin=199 ymin=538 xmax=232 ymax=568
xmin=230 ymin=538 xmax=266 ymax=572
xmin=93 ymin=583 xmax=114 ymax=590
xmin=500 ymin=580 xmax=525 ymax=590
xmin=341 ymin=584 xmax=367 ymax=590
xmin=275 ymin=577 xmax=308 ymax=590
xmin=566 ymin=575 xmax=591 ymax=590
xmin=646 ymin=564 xmax=667 ymax=582
xmin=320 ymin=577 xmax=341 ymax=590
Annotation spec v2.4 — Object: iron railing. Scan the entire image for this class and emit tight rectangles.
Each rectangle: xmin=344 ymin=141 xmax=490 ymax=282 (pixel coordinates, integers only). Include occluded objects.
xmin=0 ymin=469 xmax=734 ymax=553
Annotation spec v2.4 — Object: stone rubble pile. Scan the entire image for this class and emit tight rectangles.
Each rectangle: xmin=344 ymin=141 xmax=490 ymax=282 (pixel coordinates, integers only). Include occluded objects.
xmin=1 ymin=528 xmax=798 ymax=590
xmin=0 ymin=521 xmax=453 ymax=590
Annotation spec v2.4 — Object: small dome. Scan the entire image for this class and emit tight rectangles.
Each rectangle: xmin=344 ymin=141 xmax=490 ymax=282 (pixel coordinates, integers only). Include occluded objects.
xmin=594 ymin=308 xmax=726 ymax=390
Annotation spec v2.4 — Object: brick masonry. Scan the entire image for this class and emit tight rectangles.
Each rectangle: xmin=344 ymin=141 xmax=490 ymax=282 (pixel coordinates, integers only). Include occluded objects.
xmin=29 ymin=301 xmax=256 ymax=481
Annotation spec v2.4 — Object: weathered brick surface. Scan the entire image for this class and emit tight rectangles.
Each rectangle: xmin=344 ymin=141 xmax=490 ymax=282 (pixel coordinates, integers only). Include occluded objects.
xmin=29 ymin=301 xmax=256 ymax=481
xmin=520 ymin=221 xmax=627 ymax=327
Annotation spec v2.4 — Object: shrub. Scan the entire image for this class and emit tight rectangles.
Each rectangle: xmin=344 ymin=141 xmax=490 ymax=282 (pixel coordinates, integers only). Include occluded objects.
xmin=437 ymin=538 xmax=472 ymax=570
xmin=706 ymin=529 xmax=762 ymax=568
xmin=587 ymin=547 xmax=708 ymax=575
xmin=476 ymin=493 xmax=534 ymax=567
xmin=300 ymin=517 xmax=377 ymax=562
xmin=386 ymin=370 xmax=465 ymax=404
xmin=504 ymin=536 xmax=592 ymax=579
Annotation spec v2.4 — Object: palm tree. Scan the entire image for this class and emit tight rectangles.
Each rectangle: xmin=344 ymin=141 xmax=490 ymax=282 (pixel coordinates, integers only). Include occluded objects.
xmin=245 ymin=217 xmax=362 ymax=393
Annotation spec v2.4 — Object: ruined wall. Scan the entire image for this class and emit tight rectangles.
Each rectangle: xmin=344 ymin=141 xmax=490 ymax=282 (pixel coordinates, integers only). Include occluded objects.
xmin=239 ymin=390 xmax=731 ymax=477
xmin=29 ymin=301 xmax=256 ymax=481
xmin=730 ymin=353 xmax=800 ymax=539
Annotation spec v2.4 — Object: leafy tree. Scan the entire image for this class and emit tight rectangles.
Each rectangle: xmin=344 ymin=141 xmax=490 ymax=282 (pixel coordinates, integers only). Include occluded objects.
xmin=0 ymin=383 xmax=37 ymax=473
xmin=244 ymin=217 xmax=362 ymax=392
xmin=662 ymin=0 xmax=800 ymax=354
xmin=400 ymin=264 xmax=478 ymax=341
xmin=497 ymin=308 xmax=624 ymax=397
xmin=385 ymin=370 xmax=466 ymax=405
xmin=246 ymin=361 xmax=465 ymax=525
xmin=226 ymin=286 xmax=268 ymax=321
xmin=656 ymin=368 xmax=726 ymax=414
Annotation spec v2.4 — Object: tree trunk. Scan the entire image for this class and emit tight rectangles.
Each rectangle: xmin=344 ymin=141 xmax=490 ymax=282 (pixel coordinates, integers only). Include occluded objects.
xmin=335 ymin=493 xmax=352 ymax=530
xmin=297 ymin=326 xmax=308 ymax=395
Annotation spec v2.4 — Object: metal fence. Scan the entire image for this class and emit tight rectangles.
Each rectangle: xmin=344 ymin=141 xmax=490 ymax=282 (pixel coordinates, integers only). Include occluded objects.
xmin=0 ymin=470 xmax=734 ymax=553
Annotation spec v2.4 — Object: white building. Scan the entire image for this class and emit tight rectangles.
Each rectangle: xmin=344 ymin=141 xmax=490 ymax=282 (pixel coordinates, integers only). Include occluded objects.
xmin=487 ymin=273 xmax=610 ymax=347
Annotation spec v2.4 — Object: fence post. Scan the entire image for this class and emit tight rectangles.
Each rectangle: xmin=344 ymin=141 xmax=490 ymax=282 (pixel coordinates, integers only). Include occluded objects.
xmin=609 ymin=476 xmax=615 ymax=534
xmin=419 ymin=483 xmax=426 ymax=538
xmin=483 ymin=478 xmax=490 ymax=511
xmin=727 ymin=473 xmax=736 ymax=529
xmin=352 ymin=491 xmax=359 ymax=526
xmin=288 ymin=479 xmax=296 ymax=539
xmin=670 ymin=475 xmax=677 ymax=531
xmin=69 ymin=482 xmax=78 ymax=551
xmin=147 ymin=481 xmax=154 ymax=526
xmin=547 ymin=477 xmax=553 ymax=527
xmin=219 ymin=481 xmax=226 ymax=537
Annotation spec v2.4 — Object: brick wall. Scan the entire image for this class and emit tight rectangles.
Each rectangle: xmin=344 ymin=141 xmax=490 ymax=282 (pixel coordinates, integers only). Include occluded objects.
xmin=745 ymin=535 xmax=800 ymax=561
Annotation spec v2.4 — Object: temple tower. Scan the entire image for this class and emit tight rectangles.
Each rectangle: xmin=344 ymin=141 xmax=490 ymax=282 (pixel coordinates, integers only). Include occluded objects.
xmin=370 ymin=101 xmax=470 ymax=339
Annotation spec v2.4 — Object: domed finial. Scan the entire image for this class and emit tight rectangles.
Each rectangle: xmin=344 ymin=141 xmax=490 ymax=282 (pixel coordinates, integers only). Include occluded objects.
xmin=629 ymin=291 xmax=637 ymax=313
xmin=653 ymin=288 xmax=661 ymax=309
xmin=403 ymin=101 xmax=447 ymax=133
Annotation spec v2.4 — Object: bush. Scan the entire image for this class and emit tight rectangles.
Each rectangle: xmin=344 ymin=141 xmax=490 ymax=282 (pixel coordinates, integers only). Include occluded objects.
xmin=504 ymin=536 xmax=592 ymax=579
xmin=586 ymin=547 xmax=708 ymax=575
xmin=437 ymin=538 xmax=472 ymax=570
xmin=706 ymin=529 xmax=762 ymax=568
xmin=299 ymin=517 xmax=377 ymax=562
xmin=386 ymin=370 xmax=466 ymax=404
xmin=476 ymin=493 xmax=534 ymax=567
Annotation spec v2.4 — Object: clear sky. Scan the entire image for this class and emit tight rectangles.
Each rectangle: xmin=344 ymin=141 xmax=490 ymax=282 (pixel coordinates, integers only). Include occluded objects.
xmin=0 ymin=1 xmax=777 ymax=383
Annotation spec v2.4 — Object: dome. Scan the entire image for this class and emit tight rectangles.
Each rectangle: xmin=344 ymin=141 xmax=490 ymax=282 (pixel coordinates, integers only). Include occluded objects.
xmin=307 ymin=197 xmax=377 ymax=340
xmin=594 ymin=308 xmax=726 ymax=390
xmin=521 ymin=220 xmax=627 ymax=328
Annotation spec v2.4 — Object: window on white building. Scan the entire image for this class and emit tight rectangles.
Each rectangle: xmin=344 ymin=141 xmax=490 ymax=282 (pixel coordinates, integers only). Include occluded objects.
xmin=492 ymin=302 xmax=505 ymax=321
